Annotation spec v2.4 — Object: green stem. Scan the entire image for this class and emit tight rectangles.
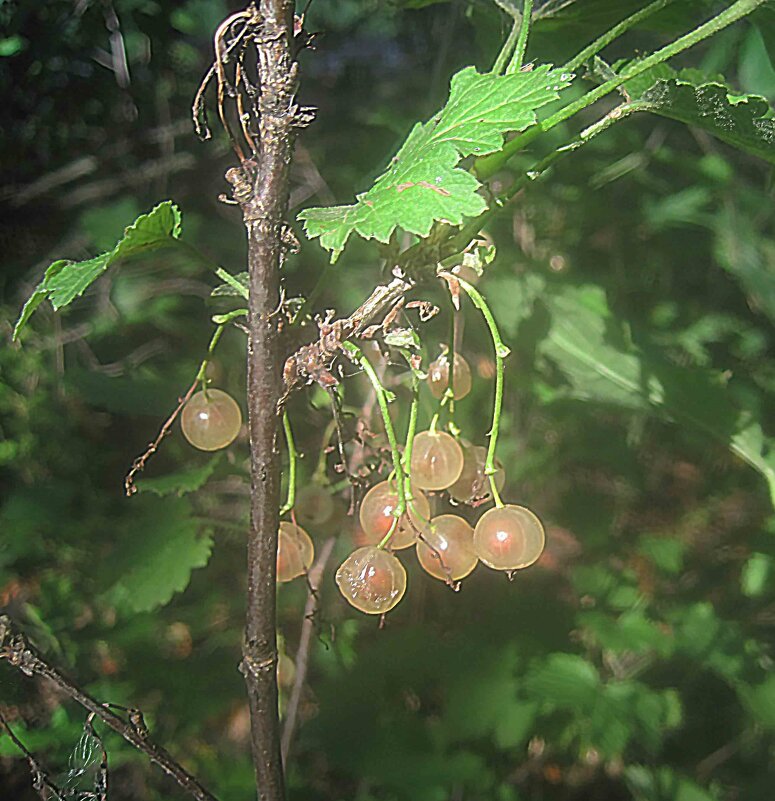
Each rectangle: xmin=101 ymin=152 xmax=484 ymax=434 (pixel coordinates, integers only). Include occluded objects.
xmin=443 ymin=274 xmax=507 ymax=507
xmin=506 ymin=0 xmax=534 ymax=73
xmin=493 ymin=19 xmax=521 ymax=75
xmin=452 ymin=102 xmax=642 ymax=255
xmin=563 ymin=0 xmax=674 ymax=72
xmin=215 ymin=267 xmax=249 ymax=300
xmin=402 ymin=373 xmax=420 ymax=476
xmin=342 ymin=341 xmax=407 ymax=545
xmin=313 ymin=419 xmax=338 ymax=483
xmin=476 ymin=0 xmax=766 ymax=179
xmin=279 ymin=412 xmax=297 ymax=516
xmin=193 ymin=309 xmax=248 ymax=395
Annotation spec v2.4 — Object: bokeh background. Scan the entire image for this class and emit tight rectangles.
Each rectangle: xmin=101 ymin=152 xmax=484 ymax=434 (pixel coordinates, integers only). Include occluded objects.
xmin=2 ymin=1 xmax=775 ymax=799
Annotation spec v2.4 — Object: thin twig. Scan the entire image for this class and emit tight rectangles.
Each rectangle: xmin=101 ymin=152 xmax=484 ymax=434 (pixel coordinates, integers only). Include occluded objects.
xmin=280 ymin=536 xmax=336 ymax=764
xmin=124 ymin=379 xmax=197 ymax=496
xmin=0 ymin=616 xmax=219 ymax=801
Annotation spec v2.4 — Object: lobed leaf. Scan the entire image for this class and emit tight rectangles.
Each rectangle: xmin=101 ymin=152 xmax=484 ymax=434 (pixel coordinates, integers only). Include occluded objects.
xmin=135 ymin=455 xmax=223 ymax=497
xmin=299 ymin=65 xmax=573 ymax=261
xmin=540 ymin=284 xmax=775 ymax=505
xmin=624 ymin=65 xmax=775 ymax=164
xmin=101 ymin=497 xmax=212 ymax=614
xmin=13 ymin=201 xmax=183 ymax=339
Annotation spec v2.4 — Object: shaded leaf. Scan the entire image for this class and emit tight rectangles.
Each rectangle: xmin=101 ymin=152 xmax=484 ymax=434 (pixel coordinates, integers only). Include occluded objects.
xmin=101 ymin=497 xmax=212 ymax=614
xmin=13 ymin=202 xmax=183 ymax=339
xmin=626 ymin=66 xmax=775 ymax=164
xmin=135 ymin=455 xmax=223 ymax=497
xmin=540 ymin=284 xmax=775 ymax=505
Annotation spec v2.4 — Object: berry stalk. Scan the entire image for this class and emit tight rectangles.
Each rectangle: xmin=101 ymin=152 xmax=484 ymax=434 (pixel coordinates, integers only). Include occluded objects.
xmin=342 ymin=341 xmax=408 ymax=547
xmin=442 ymin=273 xmax=508 ymax=507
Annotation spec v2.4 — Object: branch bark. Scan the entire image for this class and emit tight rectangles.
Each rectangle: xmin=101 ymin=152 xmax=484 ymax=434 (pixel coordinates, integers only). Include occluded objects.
xmin=0 ymin=616 xmax=218 ymax=801
xmin=234 ymin=3 xmax=300 ymax=800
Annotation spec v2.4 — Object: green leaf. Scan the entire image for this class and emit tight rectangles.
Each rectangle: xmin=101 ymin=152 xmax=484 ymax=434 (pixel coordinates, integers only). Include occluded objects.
xmin=524 ymin=653 xmax=600 ymax=709
xmin=627 ymin=66 xmax=775 ymax=164
xmin=741 ymin=674 xmax=775 ymax=729
xmin=135 ymin=455 xmax=223 ymax=497
xmin=101 ymin=497 xmax=212 ymax=614
xmin=13 ymin=202 xmax=183 ymax=339
xmin=212 ymin=270 xmax=249 ymax=298
xmin=740 ymin=552 xmax=772 ymax=597
xmin=540 ymin=284 xmax=775 ymax=506
xmin=299 ymin=65 xmax=573 ymax=261
xmin=714 ymin=205 xmax=775 ymax=324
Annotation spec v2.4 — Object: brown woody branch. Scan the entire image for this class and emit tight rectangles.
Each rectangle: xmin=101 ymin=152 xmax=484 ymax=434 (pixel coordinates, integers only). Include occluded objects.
xmin=0 ymin=615 xmax=219 ymax=801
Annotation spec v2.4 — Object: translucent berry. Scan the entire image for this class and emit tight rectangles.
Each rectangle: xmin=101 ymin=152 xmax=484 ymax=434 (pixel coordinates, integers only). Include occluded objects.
xmin=181 ymin=388 xmax=242 ymax=451
xmin=277 ymin=652 xmax=296 ymax=688
xmin=295 ymin=484 xmax=335 ymax=527
xmin=358 ymin=481 xmax=430 ymax=549
xmin=416 ymin=514 xmax=478 ymax=581
xmin=335 ymin=546 xmax=407 ymax=614
xmin=410 ymin=430 xmax=465 ymax=491
xmin=473 ymin=505 xmax=545 ymax=571
xmin=276 ymin=521 xmax=314 ymax=583
xmin=427 ymin=352 xmax=472 ymax=401
xmin=448 ymin=443 xmax=505 ymax=504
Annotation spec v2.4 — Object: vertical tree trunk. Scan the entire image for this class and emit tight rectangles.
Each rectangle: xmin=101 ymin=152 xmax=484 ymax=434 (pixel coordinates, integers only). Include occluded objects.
xmin=239 ymin=2 xmax=298 ymax=799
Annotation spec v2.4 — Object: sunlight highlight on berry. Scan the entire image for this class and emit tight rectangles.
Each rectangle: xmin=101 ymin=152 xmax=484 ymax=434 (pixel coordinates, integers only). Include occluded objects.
xmin=180 ymin=389 xmax=242 ymax=451
xmin=427 ymin=352 xmax=473 ymax=401
xmin=473 ymin=505 xmax=545 ymax=571
xmin=410 ymin=430 xmax=464 ymax=491
xmin=358 ymin=481 xmax=430 ymax=549
xmin=416 ymin=514 xmax=478 ymax=581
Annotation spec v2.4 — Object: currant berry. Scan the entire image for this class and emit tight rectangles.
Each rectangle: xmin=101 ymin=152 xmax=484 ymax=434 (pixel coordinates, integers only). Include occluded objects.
xmin=335 ymin=546 xmax=407 ymax=614
xmin=410 ymin=430 xmax=465 ymax=491
xmin=427 ymin=352 xmax=472 ymax=401
xmin=181 ymin=388 xmax=242 ymax=451
xmin=473 ymin=505 xmax=545 ymax=571
xmin=448 ymin=443 xmax=505 ymax=504
xmin=416 ymin=514 xmax=478 ymax=581
xmin=358 ymin=481 xmax=430 ymax=549
xmin=295 ymin=484 xmax=335 ymax=527
xmin=277 ymin=652 xmax=296 ymax=688
xmin=276 ymin=521 xmax=314 ymax=583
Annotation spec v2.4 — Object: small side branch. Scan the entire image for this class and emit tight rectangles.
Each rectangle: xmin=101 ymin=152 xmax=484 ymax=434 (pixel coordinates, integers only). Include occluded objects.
xmin=0 ymin=616 xmax=220 ymax=801
xmin=280 ymin=536 xmax=336 ymax=764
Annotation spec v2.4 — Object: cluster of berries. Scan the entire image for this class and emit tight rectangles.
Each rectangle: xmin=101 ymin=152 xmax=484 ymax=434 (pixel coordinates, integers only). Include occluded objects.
xmin=179 ymin=346 xmax=544 ymax=618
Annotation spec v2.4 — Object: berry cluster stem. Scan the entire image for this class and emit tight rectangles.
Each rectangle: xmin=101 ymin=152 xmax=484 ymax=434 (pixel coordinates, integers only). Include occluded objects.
xmin=342 ymin=341 xmax=407 ymax=546
xmin=442 ymin=273 xmax=507 ymax=507
xmin=279 ymin=411 xmax=297 ymax=516
xmin=507 ymin=0 xmax=534 ymax=74
xmin=476 ymin=0 xmax=767 ymax=180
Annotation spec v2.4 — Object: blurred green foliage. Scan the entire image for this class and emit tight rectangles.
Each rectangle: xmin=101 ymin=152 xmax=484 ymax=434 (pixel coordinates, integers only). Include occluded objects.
xmin=2 ymin=1 xmax=775 ymax=800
